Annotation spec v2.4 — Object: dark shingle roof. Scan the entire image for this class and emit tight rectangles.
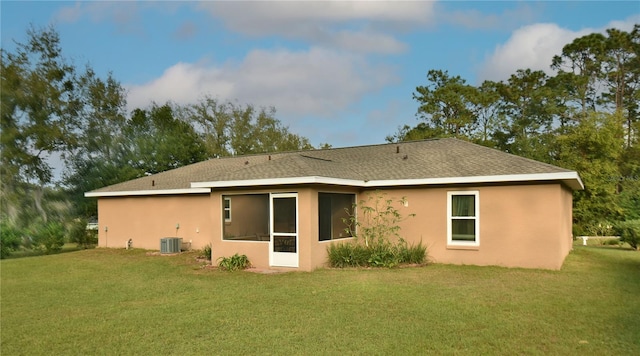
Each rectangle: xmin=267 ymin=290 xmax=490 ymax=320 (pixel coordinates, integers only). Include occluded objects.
xmin=87 ymin=138 xmax=582 ymax=195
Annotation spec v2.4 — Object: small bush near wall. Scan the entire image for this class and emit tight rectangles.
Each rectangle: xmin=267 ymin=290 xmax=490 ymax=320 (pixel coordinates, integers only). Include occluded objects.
xmin=199 ymin=244 xmax=212 ymax=261
xmin=217 ymin=253 xmax=251 ymax=271
xmin=396 ymin=240 xmax=428 ymax=264
xmin=327 ymin=240 xmax=427 ymax=268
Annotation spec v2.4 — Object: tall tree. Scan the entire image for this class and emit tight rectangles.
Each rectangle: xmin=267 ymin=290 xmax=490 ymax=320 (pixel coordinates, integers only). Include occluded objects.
xmin=1 ymin=26 xmax=79 ymax=224
xmin=182 ymin=96 xmax=313 ymax=157
xmin=413 ymin=69 xmax=478 ymax=138
xmin=184 ymin=96 xmax=233 ymax=158
xmin=494 ymin=69 xmax=556 ymax=162
xmin=551 ymin=33 xmax=607 ymax=119
xmin=601 ymin=25 xmax=640 ymax=148
xmin=124 ymin=104 xmax=208 ymax=176
xmin=556 ymin=112 xmax=625 ymax=232
xmin=469 ymin=80 xmax=501 ymax=145
xmin=62 ymin=69 xmax=129 ymax=217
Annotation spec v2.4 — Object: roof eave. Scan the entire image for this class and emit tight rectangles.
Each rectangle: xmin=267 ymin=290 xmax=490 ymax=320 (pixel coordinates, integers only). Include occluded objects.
xmin=191 ymin=176 xmax=365 ymax=188
xmin=84 ymin=188 xmax=211 ymax=198
xmin=85 ymin=172 xmax=583 ymax=197
xmin=367 ymin=172 xmax=584 ymax=190
xmin=191 ymin=172 xmax=584 ymax=190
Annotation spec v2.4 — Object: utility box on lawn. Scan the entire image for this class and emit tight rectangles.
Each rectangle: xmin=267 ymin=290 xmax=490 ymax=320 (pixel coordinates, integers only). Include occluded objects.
xmin=160 ymin=237 xmax=182 ymax=254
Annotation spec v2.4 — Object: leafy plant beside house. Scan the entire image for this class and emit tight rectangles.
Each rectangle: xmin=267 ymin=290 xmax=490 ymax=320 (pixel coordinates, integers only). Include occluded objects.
xmin=200 ymin=244 xmax=212 ymax=261
xmin=328 ymin=240 xmax=426 ymax=268
xmin=327 ymin=191 xmax=427 ymax=268
xmin=217 ymin=253 xmax=251 ymax=271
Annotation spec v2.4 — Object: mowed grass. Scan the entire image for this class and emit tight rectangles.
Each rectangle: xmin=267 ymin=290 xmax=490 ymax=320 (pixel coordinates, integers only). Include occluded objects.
xmin=1 ymin=246 xmax=639 ymax=355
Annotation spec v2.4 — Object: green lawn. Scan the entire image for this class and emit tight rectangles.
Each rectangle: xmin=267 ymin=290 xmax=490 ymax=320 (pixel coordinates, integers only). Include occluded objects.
xmin=1 ymin=246 xmax=639 ymax=355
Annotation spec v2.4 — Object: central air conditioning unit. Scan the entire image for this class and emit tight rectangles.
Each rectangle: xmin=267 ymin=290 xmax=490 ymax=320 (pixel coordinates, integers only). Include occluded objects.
xmin=160 ymin=237 xmax=183 ymax=254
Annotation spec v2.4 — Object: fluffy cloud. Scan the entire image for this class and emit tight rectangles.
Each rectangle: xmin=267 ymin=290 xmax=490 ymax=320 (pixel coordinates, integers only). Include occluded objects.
xmin=479 ymin=16 xmax=640 ymax=82
xmin=54 ymin=1 xmax=139 ymax=25
xmin=200 ymin=1 xmax=435 ymax=30
xmin=126 ymin=47 xmax=398 ymax=118
xmin=443 ymin=4 xmax=538 ymax=30
xmin=479 ymin=23 xmax=581 ymax=81
xmin=53 ymin=1 xmax=148 ymax=35
xmin=196 ymin=1 xmax=435 ymax=54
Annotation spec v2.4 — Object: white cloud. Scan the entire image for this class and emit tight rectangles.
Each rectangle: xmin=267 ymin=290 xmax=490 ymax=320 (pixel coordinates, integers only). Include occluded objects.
xmin=126 ymin=47 xmax=399 ymax=119
xmin=200 ymin=1 xmax=435 ymax=29
xmin=443 ymin=4 xmax=538 ymax=30
xmin=479 ymin=23 xmax=580 ymax=81
xmin=53 ymin=1 xmax=146 ymax=35
xmin=330 ymin=30 xmax=407 ymax=54
xmin=479 ymin=15 xmax=640 ymax=82
xmin=54 ymin=2 xmax=83 ymax=23
xmin=54 ymin=1 xmax=139 ymax=24
xmin=196 ymin=1 xmax=435 ymax=54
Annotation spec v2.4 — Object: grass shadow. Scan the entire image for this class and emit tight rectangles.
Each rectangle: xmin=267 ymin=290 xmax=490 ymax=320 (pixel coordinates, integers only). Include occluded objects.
xmin=3 ymin=243 xmax=95 ymax=260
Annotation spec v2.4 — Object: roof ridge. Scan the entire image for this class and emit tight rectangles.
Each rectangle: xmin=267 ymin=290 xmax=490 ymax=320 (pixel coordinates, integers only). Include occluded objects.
xmin=298 ymin=153 xmax=333 ymax=162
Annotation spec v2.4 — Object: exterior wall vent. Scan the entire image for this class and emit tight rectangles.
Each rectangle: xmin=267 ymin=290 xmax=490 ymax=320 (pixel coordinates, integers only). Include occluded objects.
xmin=160 ymin=237 xmax=183 ymax=254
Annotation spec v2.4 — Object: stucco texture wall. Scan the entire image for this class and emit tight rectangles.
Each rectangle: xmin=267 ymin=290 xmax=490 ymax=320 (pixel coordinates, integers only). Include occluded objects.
xmin=96 ymin=183 xmax=573 ymax=271
xmin=97 ymin=194 xmax=213 ymax=250
xmin=364 ymin=183 xmax=572 ymax=270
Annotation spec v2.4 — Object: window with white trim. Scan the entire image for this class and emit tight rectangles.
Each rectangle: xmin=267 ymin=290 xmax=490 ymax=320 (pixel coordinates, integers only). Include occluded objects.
xmin=223 ymin=197 xmax=232 ymax=222
xmin=447 ymin=191 xmax=479 ymax=246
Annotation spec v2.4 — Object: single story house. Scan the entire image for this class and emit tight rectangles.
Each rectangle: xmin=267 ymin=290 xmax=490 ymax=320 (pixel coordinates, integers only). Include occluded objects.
xmin=85 ymin=138 xmax=583 ymax=270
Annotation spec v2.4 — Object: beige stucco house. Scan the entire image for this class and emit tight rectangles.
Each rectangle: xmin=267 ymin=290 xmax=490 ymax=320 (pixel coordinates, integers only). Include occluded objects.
xmin=85 ymin=138 xmax=583 ymax=270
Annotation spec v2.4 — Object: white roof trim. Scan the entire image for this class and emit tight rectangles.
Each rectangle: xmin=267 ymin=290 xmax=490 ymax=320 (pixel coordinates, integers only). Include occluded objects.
xmin=84 ymin=188 xmax=211 ymax=198
xmin=86 ymin=172 xmax=583 ymax=197
xmin=369 ymin=172 xmax=584 ymax=190
xmin=191 ymin=176 xmax=364 ymax=188
xmin=191 ymin=172 xmax=584 ymax=190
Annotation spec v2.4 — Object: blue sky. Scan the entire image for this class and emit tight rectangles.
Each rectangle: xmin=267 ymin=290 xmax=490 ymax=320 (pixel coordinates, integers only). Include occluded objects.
xmin=2 ymin=1 xmax=639 ymax=148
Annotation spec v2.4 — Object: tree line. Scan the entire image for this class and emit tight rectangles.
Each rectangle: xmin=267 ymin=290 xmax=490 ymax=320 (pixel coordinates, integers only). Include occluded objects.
xmin=388 ymin=25 xmax=639 ymax=238
xmin=1 ymin=25 xmax=638 ymax=257
xmin=1 ymin=26 xmax=314 ymax=256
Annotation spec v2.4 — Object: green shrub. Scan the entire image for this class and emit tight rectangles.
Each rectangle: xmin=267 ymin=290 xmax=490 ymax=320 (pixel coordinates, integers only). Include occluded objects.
xmin=327 ymin=240 xmax=427 ymax=268
xmin=615 ymin=220 xmax=640 ymax=250
xmin=604 ymin=238 xmax=620 ymax=246
xmin=1 ymin=221 xmax=22 ymax=259
xmin=327 ymin=243 xmax=367 ymax=268
xmin=200 ymin=244 xmax=212 ymax=261
xmin=217 ymin=253 xmax=251 ymax=271
xmin=69 ymin=219 xmax=98 ymax=248
xmin=32 ymin=221 xmax=65 ymax=254
xmin=397 ymin=240 xmax=428 ymax=264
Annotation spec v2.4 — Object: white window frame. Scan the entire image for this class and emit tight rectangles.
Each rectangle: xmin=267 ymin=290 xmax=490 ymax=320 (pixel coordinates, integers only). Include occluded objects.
xmin=447 ymin=191 xmax=479 ymax=247
xmin=223 ymin=197 xmax=232 ymax=223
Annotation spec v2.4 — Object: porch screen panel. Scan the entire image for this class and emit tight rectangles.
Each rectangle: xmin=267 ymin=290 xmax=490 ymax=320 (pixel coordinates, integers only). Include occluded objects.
xmin=222 ymin=194 xmax=270 ymax=241
xmin=272 ymin=196 xmax=297 ymax=252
